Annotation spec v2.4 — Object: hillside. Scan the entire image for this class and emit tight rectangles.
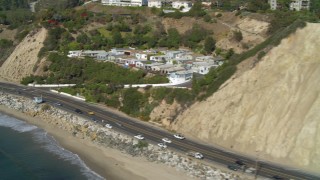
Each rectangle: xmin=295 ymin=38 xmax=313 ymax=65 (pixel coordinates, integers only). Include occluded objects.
xmin=0 ymin=28 xmax=47 ymax=83
xmin=171 ymin=23 xmax=320 ymax=173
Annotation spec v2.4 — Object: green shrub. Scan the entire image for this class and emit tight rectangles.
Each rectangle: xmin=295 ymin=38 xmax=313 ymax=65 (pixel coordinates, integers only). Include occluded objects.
xmin=257 ymin=51 xmax=266 ymax=60
xmin=41 ymin=104 xmax=51 ymax=111
xmin=0 ymin=39 xmax=13 ymax=48
xmin=134 ymin=140 xmax=148 ymax=149
xmin=203 ymin=14 xmax=211 ymax=22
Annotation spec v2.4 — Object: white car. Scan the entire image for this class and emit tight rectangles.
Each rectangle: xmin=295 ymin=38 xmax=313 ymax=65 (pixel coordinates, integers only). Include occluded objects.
xmin=162 ymin=138 xmax=172 ymax=143
xmin=105 ymin=124 xmax=112 ymax=129
xmin=173 ymin=134 xmax=185 ymax=140
xmin=157 ymin=143 xmax=167 ymax=148
xmin=134 ymin=134 xmax=144 ymax=140
xmin=194 ymin=152 xmax=204 ymax=159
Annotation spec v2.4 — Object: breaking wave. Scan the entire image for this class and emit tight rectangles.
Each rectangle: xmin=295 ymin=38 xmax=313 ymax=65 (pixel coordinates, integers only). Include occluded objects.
xmin=0 ymin=112 xmax=105 ymax=180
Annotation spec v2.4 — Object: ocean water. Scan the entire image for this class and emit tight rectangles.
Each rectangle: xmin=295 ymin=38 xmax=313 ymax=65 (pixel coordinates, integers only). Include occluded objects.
xmin=0 ymin=112 xmax=104 ymax=180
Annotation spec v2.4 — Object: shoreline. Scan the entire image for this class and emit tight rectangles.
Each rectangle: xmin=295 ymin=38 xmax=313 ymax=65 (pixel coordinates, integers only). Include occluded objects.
xmin=0 ymin=105 xmax=194 ymax=180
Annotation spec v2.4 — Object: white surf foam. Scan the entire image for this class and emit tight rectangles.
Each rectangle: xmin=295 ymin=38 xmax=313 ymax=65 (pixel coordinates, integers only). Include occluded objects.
xmin=0 ymin=112 xmax=105 ymax=180
xmin=0 ymin=113 xmax=38 ymax=132
xmin=32 ymin=127 xmax=105 ymax=180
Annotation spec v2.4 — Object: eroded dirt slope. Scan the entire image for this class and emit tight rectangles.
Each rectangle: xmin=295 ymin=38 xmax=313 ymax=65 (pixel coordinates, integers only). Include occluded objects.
xmin=171 ymin=23 xmax=320 ymax=172
xmin=0 ymin=28 xmax=47 ymax=83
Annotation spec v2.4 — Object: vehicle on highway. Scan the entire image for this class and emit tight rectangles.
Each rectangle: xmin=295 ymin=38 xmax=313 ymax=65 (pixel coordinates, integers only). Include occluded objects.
xmin=134 ymin=134 xmax=144 ymax=140
xmin=75 ymin=109 xmax=83 ymax=114
xmin=33 ymin=96 xmax=43 ymax=104
xmin=186 ymin=151 xmax=203 ymax=159
xmin=194 ymin=152 xmax=204 ymax=159
xmin=105 ymin=124 xmax=112 ymax=129
xmin=272 ymin=175 xmax=284 ymax=180
xmin=90 ymin=117 xmax=97 ymax=122
xmin=157 ymin=143 xmax=167 ymax=148
xmin=88 ymin=111 xmax=95 ymax=115
xmin=244 ymin=167 xmax=256 ymax=174
xmin=55 ymin=102 xmax=62 ymax=106
xmin=162 ymin=138 xmax=172 ymax=143
xmin=235 ymin=160 xmax=245 ymax=166
xmin=227 ymin=165 xmax=239 ymax=171
xmin=173 ymin=134 xmax=185 ymax=140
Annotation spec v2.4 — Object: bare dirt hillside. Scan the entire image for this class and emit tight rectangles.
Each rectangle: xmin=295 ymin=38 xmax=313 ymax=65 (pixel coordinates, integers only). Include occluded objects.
xmin=171 ymin=23 xmax=320 ymax=172
xmin=0 ymin=28 xmax=47 ymax=83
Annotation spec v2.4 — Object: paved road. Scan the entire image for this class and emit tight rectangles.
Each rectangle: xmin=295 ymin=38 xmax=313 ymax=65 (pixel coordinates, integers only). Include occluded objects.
xmin=1 ymin=82 xmax=319 ymax=180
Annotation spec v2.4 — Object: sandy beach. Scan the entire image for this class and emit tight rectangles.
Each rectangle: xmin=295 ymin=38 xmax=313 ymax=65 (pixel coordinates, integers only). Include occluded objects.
xmin=0 ymin=105 xmax=194 ymax=180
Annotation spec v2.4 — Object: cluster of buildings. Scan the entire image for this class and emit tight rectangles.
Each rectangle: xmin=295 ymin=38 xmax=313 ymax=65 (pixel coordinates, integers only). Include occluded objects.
xmin=67 ymin=48 xmax=224 ymax=84
xmin=268 ymin=0 xmax=310 ymax=11
xmin=101 ymin=0 xmax=193 ymax=11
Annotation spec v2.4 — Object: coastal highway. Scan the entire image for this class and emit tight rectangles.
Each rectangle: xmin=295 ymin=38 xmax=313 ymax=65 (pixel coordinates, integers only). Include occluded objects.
xmin=1 ymin=82 xmax=319 ymax=180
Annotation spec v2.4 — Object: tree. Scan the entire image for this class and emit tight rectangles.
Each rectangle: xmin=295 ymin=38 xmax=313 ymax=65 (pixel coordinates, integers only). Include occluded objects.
xmin=204 ymin=37 xmax=216 ymax=54
xmin=310 ymin=0 xmax=320 ymax=18
xmin=247 ymin=0 xmax=270 ymax=12
xmin=112 ymin=30 xmax=124 ymax=45
xmin=166 ymin=28 xmax=181 ymax=48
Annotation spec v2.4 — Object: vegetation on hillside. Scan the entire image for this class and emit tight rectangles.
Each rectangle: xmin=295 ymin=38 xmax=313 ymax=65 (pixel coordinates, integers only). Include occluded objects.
xmin=0 ymin=0 xmax=317 ymax=121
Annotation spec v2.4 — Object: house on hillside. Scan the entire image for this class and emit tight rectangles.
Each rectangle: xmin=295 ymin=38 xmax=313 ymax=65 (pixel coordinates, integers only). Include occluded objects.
xmin=172 ymin=1 xmax=192 ymax=12
xmin=195 ymin=56 xmax=214 ymax=62
xmin=135 ymin=60 xmax=148 ymax=68
xmin=67 ymin=50 xmax=82 ymax=58
xmin=135 ymin=51 xmax=156 ymax=60
xmin=268 ymin=0 xmax=278 ymax=10
xmin=268 ymin=0 xmax=309 ymax=11
xmin=96 ymin=52 xmax=111 ymax=60
xmin=168 ymin=70 xmax=193 ymax=84
xmin=82 ymin=50 xmax=107 ymax=58
xmin=149 ymin=55 xmax=168 ymax=62
xmin=101 ymin=0 xmax=148 ymax=6
xmin=290 ymin=0 xmax=310 ymax=11
xmin=151 ymin=64 xmax=174 ymax=73
xmin=144 ymin=62 xmax=164 ymax=71
xmin=148 ymin=0 xmax=164 ymax=8
xmin=192 ymin=61 xmax=218 ymax=75
xmin=165 ymin=66 xmax=185 ymax=74
xmin=110 ymin=48 xmax=132 ymax=55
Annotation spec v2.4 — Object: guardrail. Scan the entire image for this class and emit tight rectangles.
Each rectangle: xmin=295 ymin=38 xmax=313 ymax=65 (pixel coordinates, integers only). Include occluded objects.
xmin=27 ymin=84 xmax=76 ymax=87
xmin=50 ymin=90 xmax=86 ymax=101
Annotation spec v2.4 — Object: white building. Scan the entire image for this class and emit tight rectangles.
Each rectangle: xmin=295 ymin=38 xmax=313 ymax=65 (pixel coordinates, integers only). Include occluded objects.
xmin=67 ymin=50 xmax=108 ymax=58
xmin=268 ymin=0 xmax=309 ymax=11
xmin=82 ymin=50 xmax=107 ymax=57
xmin=148 ymin=0 xmax=164 ymax=8
xmin=101 ymin=0 xmax=147 ymax=7
xmin=67 ymin=50 xmax=82 ymax=58
xmin=268 ymin=0 xmax=277 ymax=10
xmin=168 ymin=70 xmax=193 ymax=84
xmin=290 ymin=0 xmax=310 ymax=11
xmin=150 ymin=55 xmax=167 ymax=62
xmin=172 ymin=1 xmax=192 ymax=12
xmin=192 ymin=61 xmax=218 ymax=75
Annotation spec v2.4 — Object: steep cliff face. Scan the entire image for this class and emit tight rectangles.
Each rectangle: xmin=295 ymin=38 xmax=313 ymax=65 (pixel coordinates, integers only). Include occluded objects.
xmin=0 ymin=28 xmax=47 ymax=83
xmin=172 ymin=23 xmax=320 ymax=172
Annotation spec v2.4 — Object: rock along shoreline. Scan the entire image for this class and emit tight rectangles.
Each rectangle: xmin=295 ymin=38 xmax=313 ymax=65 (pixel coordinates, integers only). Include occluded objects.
xmin=0 ymin=91 xmax=241 ymax=180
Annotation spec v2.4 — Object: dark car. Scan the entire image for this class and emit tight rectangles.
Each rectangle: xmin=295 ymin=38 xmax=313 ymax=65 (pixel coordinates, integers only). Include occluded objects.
xmin=272 ymin=175 xmax=284 ymax=180
xmin=227 ymin=165 xmax=239 ymax=171
xmin=75 ymin=109 xmax=83 ymax=114
xmin=90 ymin=117 xmax=97 ymax=122
xmin=235 ymin=160 xmax=245 ymax=166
